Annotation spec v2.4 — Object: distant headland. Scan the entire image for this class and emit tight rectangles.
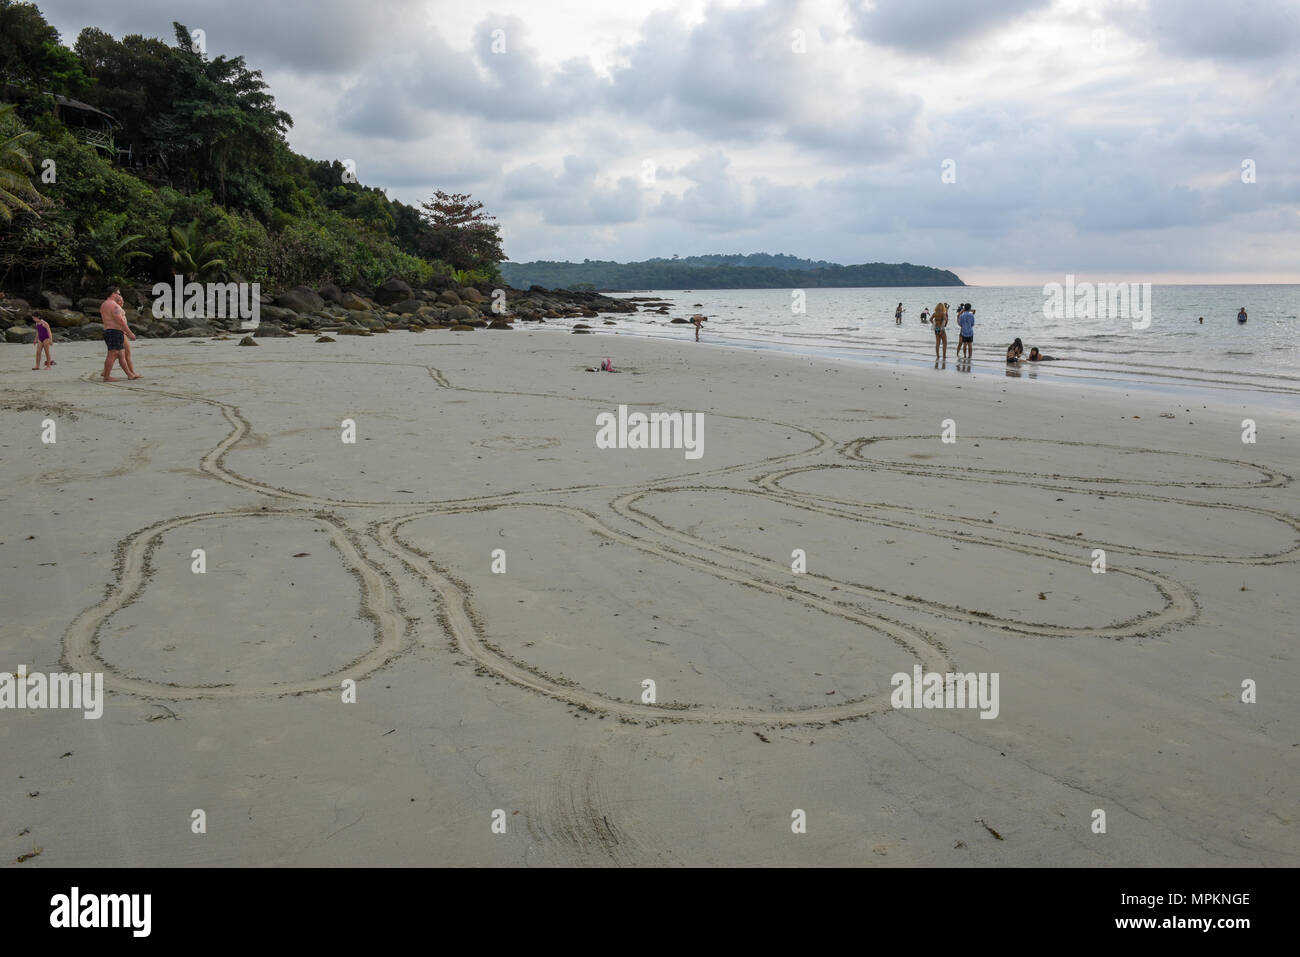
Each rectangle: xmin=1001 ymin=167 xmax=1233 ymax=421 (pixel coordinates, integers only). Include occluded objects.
xmin=499 ymin=254 xmax=965 ymax=291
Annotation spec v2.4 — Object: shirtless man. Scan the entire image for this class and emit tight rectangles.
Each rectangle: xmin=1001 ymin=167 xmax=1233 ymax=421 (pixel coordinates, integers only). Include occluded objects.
xmin=100 ymin=288 xmax=140 ymax=381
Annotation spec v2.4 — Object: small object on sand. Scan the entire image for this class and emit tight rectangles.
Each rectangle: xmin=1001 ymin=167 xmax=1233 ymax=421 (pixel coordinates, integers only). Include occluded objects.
xmin=292 ymin=552 xmax=309 ymax=557
xmin=238 ymin=336 xmax=258 ymax=346
xmin=315 ymin=335 xmax=336 ymax=343
xmin=976 ymin=819 xmax=1004 ymax=840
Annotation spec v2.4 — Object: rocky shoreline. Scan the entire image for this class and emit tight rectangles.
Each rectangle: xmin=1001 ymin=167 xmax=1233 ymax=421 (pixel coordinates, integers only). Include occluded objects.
xmin=0 ymin=277 xmax=638 ymax=345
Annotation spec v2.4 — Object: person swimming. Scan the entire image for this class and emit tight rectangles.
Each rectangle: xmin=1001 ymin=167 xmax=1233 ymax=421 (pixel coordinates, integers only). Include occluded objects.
xmin=1006 ymin=337 xmax=1024 ymax=363
xmin=1027 ymin=347 xmax=1057 ymax=361
xmin=1237 ymin=307 xmax=1248 ymax=323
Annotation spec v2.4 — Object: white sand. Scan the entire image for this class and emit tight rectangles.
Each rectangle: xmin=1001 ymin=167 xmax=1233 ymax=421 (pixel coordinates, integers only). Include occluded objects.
xmin=2 ymin=327 xmax=1297 ymax=866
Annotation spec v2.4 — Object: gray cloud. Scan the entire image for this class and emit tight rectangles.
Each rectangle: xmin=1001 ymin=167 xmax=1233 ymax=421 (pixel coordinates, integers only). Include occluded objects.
xmin=37 ymin=0 xmax=420 ymax=74
xmin=849 ymin=0 xmax=1052 ymax=53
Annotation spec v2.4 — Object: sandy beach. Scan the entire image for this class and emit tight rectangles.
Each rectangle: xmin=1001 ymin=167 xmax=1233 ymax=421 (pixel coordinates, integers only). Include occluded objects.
xmin=2 ymin=328 xmax=1297 ymax=867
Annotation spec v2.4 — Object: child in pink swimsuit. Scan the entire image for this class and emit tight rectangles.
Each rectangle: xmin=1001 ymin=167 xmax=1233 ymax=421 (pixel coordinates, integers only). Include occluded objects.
xmin=33 ymin=315 xmax=54 ymax=370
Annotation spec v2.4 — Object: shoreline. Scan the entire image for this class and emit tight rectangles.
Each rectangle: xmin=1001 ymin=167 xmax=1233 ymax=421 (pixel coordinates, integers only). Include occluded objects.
xmin=543 ymin=320 xmax=1300 ymax=411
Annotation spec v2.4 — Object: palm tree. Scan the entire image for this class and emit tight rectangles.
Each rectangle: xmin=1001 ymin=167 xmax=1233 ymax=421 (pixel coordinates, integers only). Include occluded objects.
xmin=0 ymin=103 xmax=41 ymax=222
xmin=81 ymin=218 xmax=149 ymax=281
xmin=169 ymin=217 xmax=226 ymax=280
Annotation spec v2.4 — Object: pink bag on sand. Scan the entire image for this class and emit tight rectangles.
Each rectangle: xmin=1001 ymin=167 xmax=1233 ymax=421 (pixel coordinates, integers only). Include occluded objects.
xmin=600 ymin=358 xmax=614 ymax=372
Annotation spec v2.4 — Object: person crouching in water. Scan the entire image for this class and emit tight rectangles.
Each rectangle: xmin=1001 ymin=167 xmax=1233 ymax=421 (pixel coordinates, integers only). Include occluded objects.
xmin=1006 ymin=338 xmax=1024 ymax=363
xmin=932 ymin=303 xmax=949 ymax=360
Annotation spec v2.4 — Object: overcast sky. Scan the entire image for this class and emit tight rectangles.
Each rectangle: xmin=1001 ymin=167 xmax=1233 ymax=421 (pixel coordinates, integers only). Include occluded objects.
xmin=37 ymin=0 xmax=1300 ymax=283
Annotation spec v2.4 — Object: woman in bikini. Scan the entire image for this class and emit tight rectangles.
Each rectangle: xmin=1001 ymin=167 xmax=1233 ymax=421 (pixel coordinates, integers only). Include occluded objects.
xmin=932 ymin=303 xmax=949 ymax=360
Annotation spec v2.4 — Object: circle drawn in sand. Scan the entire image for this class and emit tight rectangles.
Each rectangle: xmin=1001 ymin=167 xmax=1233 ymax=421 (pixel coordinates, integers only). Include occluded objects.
xmin=845 ymin=435 xmax=1288 ymax=489
xmin=63 ymin=511 xmax=403 ymax=699
xmin=473 ymin=435 xmax=562 ymax=452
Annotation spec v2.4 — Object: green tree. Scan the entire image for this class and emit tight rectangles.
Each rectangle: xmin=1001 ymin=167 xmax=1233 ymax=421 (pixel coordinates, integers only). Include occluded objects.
xmin=79 ymin=211 xmax=148 ymax=284
xmin=169 ymin=217 xmax=226 ymax=280
xmin=0 ymin=103 xmax=41 ymax=221
xmin=418 ymin=190 xmax=505 ymax=271
xmin=0 ymin=1 xmax=90 ymax=100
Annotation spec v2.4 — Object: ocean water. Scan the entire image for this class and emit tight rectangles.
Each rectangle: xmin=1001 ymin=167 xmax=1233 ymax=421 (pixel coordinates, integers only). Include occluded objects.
xmin=595 ymin=285 xmax=1300 ymax=403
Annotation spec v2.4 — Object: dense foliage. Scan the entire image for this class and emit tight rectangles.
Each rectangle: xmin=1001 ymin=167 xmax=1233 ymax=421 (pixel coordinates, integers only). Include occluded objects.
xmin=0 ymin=2 xmax=504 ymax=294
xmin=500 ymin=254 xmax=964 ymax=291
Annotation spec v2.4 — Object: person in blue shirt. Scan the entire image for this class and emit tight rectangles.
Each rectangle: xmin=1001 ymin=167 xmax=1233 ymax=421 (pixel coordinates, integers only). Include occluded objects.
xmin=956 ymin=304 xmax=975 ymax=359
xmin=1237 ymin=307 xmax=1247 ymax=323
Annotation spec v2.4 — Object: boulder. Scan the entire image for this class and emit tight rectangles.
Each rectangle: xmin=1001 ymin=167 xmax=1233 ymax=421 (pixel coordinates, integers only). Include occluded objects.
xmin=43 ymin=309 xmax=85 ymax=328
xmin=318 ymin=282 xmax=344 ymax=304
xmin=392 ymin=298 xmax=425 ymax=315
xmin=337 ymin=326 xmax=372 ymax=336
xmin=458 ymin=287 xmax=485 ymax=304
xmin=448 ymin=324 xmax=476 ymax=332
xmin=447 ymin=304 xmax=477 ymax=324
xmin=487 ymin=320 xmax=513 ymax=330
xmin=40 ymin=291 xmax=73 ymax=310
xmin=670 ymin=317 xmax=689 ymax=324
xmin=573 ymin=323 xmax=592 ymax=330
xmin=339 ymin=291 xmax=371 ymax=311
xmin=177 ymin=325 xmax=214 ymax=337
xmin=260 ymin=305 xmax=300 ymax=323
xmin=2 ymin=297 xmax=32 ymax=312
xmin=77 ymin=297 xmax=103 ymax=314
xmin=315 ymin=336 xmax=336 ymax=343
xmin=571 ymin=328 xmax=592 ymax=334
xmin=5 ymin=325 xmax=35 ymax=343
xmin=436 ymin=290 xmax=462 ymax=306
xmin=374 ymin=277 xmax=412 ymax=305
xmin=253 ymin=323 xmax=292 ymax=337
xmin=275 ymin=288 xmax=324 ymax=314
xmin=239 ymin=336 xmax=258 ymax=346
xmin=79 ymin=322 xmax=105 ymax=339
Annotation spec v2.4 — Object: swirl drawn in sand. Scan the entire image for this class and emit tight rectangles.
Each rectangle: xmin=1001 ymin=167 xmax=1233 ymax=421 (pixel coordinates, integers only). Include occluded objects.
xmin=58 ymin=358 xmax=1297 ymax=724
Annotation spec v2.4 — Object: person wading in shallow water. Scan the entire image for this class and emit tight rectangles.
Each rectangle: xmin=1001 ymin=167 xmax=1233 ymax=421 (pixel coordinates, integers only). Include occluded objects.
xmin=931 ymin=302 xmax=949 ymax=361
xmin=690 ymin=314 xmax=706 ymax=341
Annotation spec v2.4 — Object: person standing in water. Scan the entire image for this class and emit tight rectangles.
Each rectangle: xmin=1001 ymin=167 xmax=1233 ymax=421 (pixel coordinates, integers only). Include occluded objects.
xmin=920 ymin=307 xmax=929 ymax=323
xmin=1237 ymin=306 xmax=1248 ymax=323
xmin=895 ymin=302 xmax=904 ymax=325
xmin=932 ymin=303 xmax=949 ymax=361
xmin=956 ymin=304 xmax=975 ymax=359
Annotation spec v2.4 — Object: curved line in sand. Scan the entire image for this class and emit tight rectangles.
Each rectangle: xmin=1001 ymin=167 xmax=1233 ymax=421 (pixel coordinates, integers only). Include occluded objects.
xmin=373 ymin=502 xmax=952 ymax=726
xmin=612 ymin=487 xmax=1199 ymax=639
xmin=756 ymin=462 xmax=1300 ymax=565
xmin=61 ymin=510 xmax=404 ymax=699
xmin=86 ymin=366 xmax=832 ymax=508
xmin=843 ymin=435 xmax=1291 ymax=490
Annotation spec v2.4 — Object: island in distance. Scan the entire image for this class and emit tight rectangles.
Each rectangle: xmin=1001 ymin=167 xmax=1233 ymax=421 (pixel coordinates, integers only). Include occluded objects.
xmin=499 ymin=253 xmax=965 ymax=291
